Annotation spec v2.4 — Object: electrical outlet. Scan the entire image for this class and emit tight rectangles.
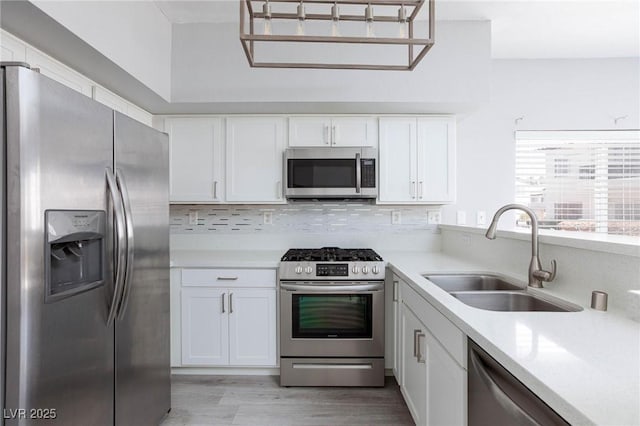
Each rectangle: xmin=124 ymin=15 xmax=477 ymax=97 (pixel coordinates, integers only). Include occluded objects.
xmin=391 ymin=211 xmax=401 ymax=225
xmin=427 ymin=211 xmax=441 ymax=225
xmin=476 ymin=211 xmax=486 ymax=226
xmin=263 ymin=212 xmax=273 ymax=225
xmin=188 ymin=210 xmax=198 ymax=225
xmin=457 ymin=210 xmax=467 ymax=225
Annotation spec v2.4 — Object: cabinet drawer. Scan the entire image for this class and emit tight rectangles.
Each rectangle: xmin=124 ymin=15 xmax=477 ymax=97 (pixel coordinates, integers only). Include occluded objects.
xmin=402 ymin=283 xmax=466 ymax=368
xmin=182 ymin=268 xmax=276 ymax=288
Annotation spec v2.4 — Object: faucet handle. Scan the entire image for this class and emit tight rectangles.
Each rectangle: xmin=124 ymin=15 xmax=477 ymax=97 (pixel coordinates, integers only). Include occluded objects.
xmin=533 ymin=259 xmax=557 ymax=282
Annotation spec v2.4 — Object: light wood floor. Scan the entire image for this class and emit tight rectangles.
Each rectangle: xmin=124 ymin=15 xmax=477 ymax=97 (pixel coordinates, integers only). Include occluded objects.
xmin=161 ymin=375 xmax=414 ymax=426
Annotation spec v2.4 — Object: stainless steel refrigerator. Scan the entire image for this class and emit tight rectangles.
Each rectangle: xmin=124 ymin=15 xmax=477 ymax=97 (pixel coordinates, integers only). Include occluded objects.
xmin=0 ymin=63 xmax=170 ymax=425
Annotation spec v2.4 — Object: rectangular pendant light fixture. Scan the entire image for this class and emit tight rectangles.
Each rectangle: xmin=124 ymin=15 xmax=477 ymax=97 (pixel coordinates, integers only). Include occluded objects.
xmin=239 ymin=0 xmax=435 ymax=71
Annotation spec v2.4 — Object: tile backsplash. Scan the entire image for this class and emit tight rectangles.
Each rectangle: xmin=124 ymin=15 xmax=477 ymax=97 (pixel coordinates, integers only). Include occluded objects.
xmin=170 ymin=203 xmax=440 ymax=235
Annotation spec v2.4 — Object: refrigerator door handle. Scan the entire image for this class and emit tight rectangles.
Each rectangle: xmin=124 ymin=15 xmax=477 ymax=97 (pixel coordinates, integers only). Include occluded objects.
xmin=116 ymin=168 xmax=135 ymax=320
xmin=106 ymin=168 xmax=127 ymax=326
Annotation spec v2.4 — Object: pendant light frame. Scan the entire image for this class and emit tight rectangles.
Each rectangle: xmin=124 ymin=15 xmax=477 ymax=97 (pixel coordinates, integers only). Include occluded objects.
xmin=239 ymin=0 xmax=435 ymax=71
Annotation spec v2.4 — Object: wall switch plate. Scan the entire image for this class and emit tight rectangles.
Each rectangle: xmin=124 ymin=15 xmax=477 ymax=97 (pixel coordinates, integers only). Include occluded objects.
xmin=391 ymin=211 xmax=402 ymax=225
xmin=476 ymin=211 xmax=486 ymax=226
xmin=427 ymin=211 xmax=441 ymax=225
xmin=188 ymin=210 xmax=198 ymax=225
xmin=457 ymin=210 xmax=467 ymax=225
xmin=263 ymin=212 xmax=273 ymax=225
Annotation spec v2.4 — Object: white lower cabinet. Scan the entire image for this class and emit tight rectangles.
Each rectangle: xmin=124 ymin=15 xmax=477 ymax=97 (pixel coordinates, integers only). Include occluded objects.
xmin=397 ymin=279 xmax=467 ymax=426
xmin=179 ymin=268 xmax=277 ymax=368
xmin=401 ymin=304 xmax=427 ymax=425
xmin=182 ymin=287 xmax=229 ymax=366
xmin=385 ymin=272 xmax=403 ymax=381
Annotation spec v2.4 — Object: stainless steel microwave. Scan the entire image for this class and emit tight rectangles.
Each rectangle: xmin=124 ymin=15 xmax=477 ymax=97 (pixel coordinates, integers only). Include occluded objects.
xmin=284 ymin=147 xmax=378 ymax=199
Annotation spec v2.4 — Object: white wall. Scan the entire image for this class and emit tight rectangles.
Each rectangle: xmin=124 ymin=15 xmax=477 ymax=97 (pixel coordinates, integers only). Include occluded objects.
xmin=32 ymin=0 xmax=172 ymax=101
xmin=445 ymin=58 xmax=640 ymax=226
xmin=170 ymin=21 xmax=490 ymax=110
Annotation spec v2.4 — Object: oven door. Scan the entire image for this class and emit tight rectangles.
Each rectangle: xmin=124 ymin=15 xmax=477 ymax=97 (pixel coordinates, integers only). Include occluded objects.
xmin=280 ymin=282 xmax=384 ymax=357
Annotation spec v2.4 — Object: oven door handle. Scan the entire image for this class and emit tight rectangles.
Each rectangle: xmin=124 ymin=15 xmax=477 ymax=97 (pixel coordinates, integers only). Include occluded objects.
xmin=280 ymin=283 xmax=383 ymax=292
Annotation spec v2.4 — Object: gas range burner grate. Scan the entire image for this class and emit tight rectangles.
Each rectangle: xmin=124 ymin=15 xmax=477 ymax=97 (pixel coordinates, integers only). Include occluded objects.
xmin=281 ymin=247 xmax=383 ymax=262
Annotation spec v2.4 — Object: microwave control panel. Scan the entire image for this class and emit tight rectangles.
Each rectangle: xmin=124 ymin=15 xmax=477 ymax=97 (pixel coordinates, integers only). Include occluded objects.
xmin=361 ymin=159 xmax=376 ymax=188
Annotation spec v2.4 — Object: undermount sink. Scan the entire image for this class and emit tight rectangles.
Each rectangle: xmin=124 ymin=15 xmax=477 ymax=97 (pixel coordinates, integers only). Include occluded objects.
xmin=423 ymin=273 xmax=582 ymax=312
xmin=423 ymin=273 xmax=525 ymax=292
xmin=450 ymin=291 xmax=580 ymax=312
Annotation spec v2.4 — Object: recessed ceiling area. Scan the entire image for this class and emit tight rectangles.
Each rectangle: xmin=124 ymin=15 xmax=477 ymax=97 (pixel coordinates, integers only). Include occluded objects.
xmin=154 ymin=0 xmax=640 ymax=58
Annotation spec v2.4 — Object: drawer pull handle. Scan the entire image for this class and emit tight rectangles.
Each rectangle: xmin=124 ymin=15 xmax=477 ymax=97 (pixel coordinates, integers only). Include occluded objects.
xmin=416 ymin=332 xmax=426 ymax=364
xmin=217 ymin=277 xmax=238 ymax=281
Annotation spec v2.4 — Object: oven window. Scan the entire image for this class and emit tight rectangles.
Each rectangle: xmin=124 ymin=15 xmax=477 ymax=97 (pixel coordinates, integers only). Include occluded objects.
xmin=288 ymin=159 xmax=356 ymax=188
xmin=292 ymin=294 xmax=372 ymax=338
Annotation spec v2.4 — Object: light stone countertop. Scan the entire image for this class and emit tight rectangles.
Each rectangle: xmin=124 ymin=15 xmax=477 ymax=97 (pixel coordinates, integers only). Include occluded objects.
xmin=381 ymin=250 xmax=640 ymax=426
xmin=170 ymin=249 xmax=283 ymax=269
xmin=170 ymin=248 xmax=640 ymax=425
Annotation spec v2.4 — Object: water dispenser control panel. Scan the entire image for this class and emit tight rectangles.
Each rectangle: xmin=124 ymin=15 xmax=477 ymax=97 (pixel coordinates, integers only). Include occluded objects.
xmin=45 ymin=210 xmax=106 ymax=303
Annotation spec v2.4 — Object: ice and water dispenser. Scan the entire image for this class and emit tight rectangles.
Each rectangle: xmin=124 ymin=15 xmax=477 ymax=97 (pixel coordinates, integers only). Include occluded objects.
xmin=45 ymin=210 xmax=106 ymax=303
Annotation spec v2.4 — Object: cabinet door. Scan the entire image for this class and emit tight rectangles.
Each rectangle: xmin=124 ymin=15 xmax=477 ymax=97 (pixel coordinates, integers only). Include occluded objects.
xmin=331 ymin=117 xmax=378 ymax=147
xmin=385 ymin=273 xmax=403 ymax=382
xmin=25 ymin=47 xmax=93 ymax=97
xmin=92 ymin=85 xmax=128 ymax=114
xmin=417 ymin=117 xmax=456 ymax=203
xmin=0 ymin=30 xmax=26 ymax=62
xmin=167 ymin=118 xmax=223 ymax=202
xmin=228 ymin=289 xmax=277 ymax=366
xmin=425 ymin=330 xmax=466 ymax=426
xmin=226 ymin=117 xmax=286 ymax=203
xmin=400 ymin=303 xmax=427 ymax=426
xmin=289 ymin=117 xmax=331 ymax=147
xmin=378 ymin=118 xmax=417 ymax=203
xmin=181 ymin=287 xmax=229 ymax=366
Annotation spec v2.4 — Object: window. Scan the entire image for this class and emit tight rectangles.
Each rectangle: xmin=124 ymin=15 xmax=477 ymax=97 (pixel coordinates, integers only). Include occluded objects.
xmin=515 ymin=130 xmax=640 ymax=237
xmin=554 ymin=158 xmax=569 ymax=176
xmin=554 ymin=203 xmax=583 ymax=220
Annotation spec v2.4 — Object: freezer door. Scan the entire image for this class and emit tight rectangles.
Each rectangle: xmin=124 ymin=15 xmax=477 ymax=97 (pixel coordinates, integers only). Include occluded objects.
xmin=3 ymin=65 xmax=114 ymax=425
xmin=113 ymin=112 xmax=170 ymax=425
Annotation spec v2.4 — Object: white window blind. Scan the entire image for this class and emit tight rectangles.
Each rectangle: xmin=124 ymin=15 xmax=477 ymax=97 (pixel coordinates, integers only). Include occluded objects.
xmin=515 ymin=130 xmax=640 ymax=237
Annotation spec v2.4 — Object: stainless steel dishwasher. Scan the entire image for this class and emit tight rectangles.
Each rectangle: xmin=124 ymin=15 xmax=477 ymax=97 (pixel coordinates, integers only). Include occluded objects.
xmin=468 ymin=339 xmax=570 ymax=426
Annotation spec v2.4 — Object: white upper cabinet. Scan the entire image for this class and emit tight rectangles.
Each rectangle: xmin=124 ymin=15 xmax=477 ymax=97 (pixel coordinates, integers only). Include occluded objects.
xmin=289 ymin=116 xmax=377 ymax=147
xmin=0 ymin=31 xmax=26 ymax=62
xmin=379 ymin=116 xmax=456 ymax=204
xmin=379 ymin=118 xmax=418 ymax=203
xmin=92 ymin=86 xmax=153 ymax=126
xmin=25 ymin=47 xmax=93 ymax=97
xmin=226 ymin=117 xmax=286 ymax=203
xmin=417 ymin=117 xmax=456 ymax=203
xmin=92 ymin=85 xmax=128 ymax=114
xmin=166 ymin=117 xmax=224 ymax=203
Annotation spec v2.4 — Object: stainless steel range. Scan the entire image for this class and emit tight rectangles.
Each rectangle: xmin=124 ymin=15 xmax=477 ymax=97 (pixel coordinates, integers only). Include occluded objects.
xmin=279 ymin=247 xmax=385 ymax=387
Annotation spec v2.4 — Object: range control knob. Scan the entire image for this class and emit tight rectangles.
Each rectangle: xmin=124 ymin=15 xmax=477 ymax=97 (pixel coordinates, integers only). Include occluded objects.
xmin=352 ymin=265 xmax=360 ymax=274
xmin=362 ymin=266 xmax=369 ymax=274
xmin=295 ymin=265 xmax=303 ymax=274
xmin=304 ymin=266 xmax=313 ymax=274
xmin=372 ymin=266 xmax=380 ymax=275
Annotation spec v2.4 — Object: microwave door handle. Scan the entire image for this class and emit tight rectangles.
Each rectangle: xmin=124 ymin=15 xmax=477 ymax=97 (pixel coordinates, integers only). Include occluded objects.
xmin=355 ymin=152 xmax=361 ymax=193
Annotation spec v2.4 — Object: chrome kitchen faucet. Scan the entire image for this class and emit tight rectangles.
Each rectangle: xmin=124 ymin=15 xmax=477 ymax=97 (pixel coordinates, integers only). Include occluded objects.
xmin=485 ymin=204 xmax=557 ymax=288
